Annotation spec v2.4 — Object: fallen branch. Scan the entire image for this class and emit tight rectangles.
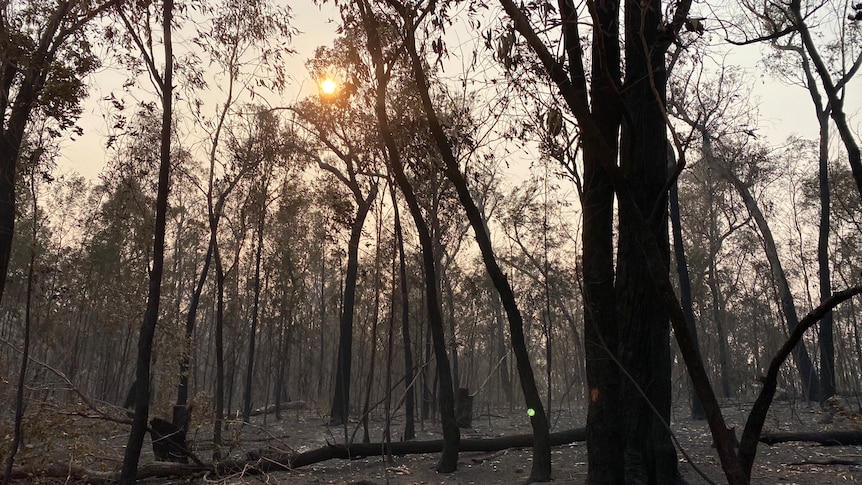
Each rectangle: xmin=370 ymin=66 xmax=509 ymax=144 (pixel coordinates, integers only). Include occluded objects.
xmin=1 ymin=428 xmax=586 ymax=482
xmin=760 ymin=430 xmax=862 ymax=446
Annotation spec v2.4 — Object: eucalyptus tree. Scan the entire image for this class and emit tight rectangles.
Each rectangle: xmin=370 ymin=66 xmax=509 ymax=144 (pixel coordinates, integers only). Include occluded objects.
xmin=355 ymin=2 xmax=460 ymax=470
xmin=731 ymin=0 xmax=862 ymax=400
xmin=116 ymin=0 xmax=175 ymax=479
xmin=171 ymin=0 xmax=293 ymax=434
xmin=732 ymin=0 xmax=862 ymax=201
xmin=0 ymin=0 xmax=122 ymax=307
xmin=294 ymin=39 xmax=383 ymax=428
xmin=671 ymin=73 xmax=823 ymax=401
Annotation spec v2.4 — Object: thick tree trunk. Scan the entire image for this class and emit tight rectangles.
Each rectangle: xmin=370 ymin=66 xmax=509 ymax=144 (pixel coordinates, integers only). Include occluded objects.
xmin=560 ymin=0 xmax=628 ymax=480
xmin=119 ymin=2 xmax=173 ymax=482
xmin=616 ymin=0 xmax=680 ymax=480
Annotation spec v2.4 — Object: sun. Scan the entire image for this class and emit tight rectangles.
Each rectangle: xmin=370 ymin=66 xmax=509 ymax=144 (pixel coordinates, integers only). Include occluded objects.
xmin=321 ymin=78 xmax=337 ymax=95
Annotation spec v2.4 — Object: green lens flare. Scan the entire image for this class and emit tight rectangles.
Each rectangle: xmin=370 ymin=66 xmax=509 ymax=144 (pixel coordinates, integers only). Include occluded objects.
xmin=527 ymin=408 xmax=536 ymax=417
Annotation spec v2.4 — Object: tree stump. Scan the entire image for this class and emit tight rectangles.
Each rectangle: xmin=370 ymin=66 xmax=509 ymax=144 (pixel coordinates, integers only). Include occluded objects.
xmin=150 ymin=418 xmax=189 ymax=463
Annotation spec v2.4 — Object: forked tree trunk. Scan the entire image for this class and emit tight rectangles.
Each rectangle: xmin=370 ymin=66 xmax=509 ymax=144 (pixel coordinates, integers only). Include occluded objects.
xmin=398 ymin=7 xmax=551 ymax=480
xmin=358 ymin=2 xmax=459 ymax=471
xmin=329 ymin=188 xmax=377 ymax=427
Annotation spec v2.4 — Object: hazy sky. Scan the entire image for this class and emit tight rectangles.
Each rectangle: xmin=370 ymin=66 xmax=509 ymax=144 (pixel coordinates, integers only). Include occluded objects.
xmin=56 ymin=1 xmax=861 ymax=181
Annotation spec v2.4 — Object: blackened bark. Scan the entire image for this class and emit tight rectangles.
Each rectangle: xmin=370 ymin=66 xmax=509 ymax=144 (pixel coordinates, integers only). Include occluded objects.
xmin=329 ymin=187 xmax=377 ymax=426
xmin=243 ymin=198 xmax=266 ymax=422
xmin=561 ymin=0 xmax=627 ymax=479
xmin=398 ymin=5 xmax=551 ymax=480
xmin=214 ymin=242 xmax=226 ymax=451
xmin=816 ymin=113 xmax=835 ymax=400
xmin=176 ymin=240 xmax=212 ymax=411
xmin=670 ymin=180 xmax=705 ymax=420
xmin=392 ymin=189 xmax=416 ymax=441
xmin=720 ymin=163 xmax=821 ymax=402
xmin=616 ymin=0 xmax=679 ymax=480
xmin=358 ymin=2 xmax=459 ymax=471
xmin=0 ymin=2 xmax=76 ymax=306
xmin=739 ymin=286 xmax=862 ymax=476
xmin=119 ymin=1 xmax=173 ymax=481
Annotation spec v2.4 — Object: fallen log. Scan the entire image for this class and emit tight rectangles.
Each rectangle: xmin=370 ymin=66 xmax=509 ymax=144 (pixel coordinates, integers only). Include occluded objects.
xmin=1 ymin=428 xmax=586 ymax=482
xmin=760 ymin=430 xmax=862 ymax=446
xmin=246 ymin=427 xmax=586 ymax=472
xmin=248 ymin=401 xmax=307 ymax=417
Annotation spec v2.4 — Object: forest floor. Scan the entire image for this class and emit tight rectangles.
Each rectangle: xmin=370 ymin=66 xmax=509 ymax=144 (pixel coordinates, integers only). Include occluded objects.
xmin=4 ymin=398 xmax=862 ymax=484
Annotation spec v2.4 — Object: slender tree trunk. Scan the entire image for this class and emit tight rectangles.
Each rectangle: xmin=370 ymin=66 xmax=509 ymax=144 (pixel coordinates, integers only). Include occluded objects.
xmin=176 ymin=239 xmax=212 ymax=411
xmin=392 ymin=188 xmax=416 ymax=440
xmin=243 ymin=196 xmax=267 ymax=422
xmin=214 ymin=243 xmax=226 ymax=454
xmin=361 ymin=206 xmax=384 ymax=444
xmin=397 ymin=7 xmax=551 ymax=479
xmin=816 ymin=112 xmax=835 ymax=400
xmin=718 ymin=150 xmax=821 ymax=402
xmin=670 ymin=180 xmax=705 ymax=420
xmin=119 ymin=1 xmax=173 ymax=481
xmin=330 ymin=189 xmax=377 ymax=427
xmin=2 ymin=170 xmax=37 ymax=485
xmin=359 ymin=2 xmax=459 ymax=471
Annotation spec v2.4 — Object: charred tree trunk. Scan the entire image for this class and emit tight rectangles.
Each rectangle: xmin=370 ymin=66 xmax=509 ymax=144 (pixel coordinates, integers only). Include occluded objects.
xmin=816 ymin=112 xmax=835 ymax=401
xmin=392 ymin=188 xmax=416 ymax=441
xmin=400 ymin=7 xmax=551 ymax=479
xmin=329 ymin=188 xmax=377 ymax=427
xmin=670 ymin=179 xmax=705 ymax=420
xmin=119 ymin=1 xmax=173 ymax=481
xmin=243 ymin=196 xmax=266 ymax=422
xmin=719 ymin=156 xmax=821 ymax=402
xmin=359 ymin=2 xmax=459 ymax=471
xmin=616 ymin=0 xmax=679 ymax=479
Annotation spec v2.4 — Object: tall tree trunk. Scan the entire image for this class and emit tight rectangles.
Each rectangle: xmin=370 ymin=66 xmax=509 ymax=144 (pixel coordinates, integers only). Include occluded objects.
xmin=2 ymin=169 xmax=37 ymax=485
xmin=213 ymin=242 xmax=226 ymax=453
xmin=397 ymin=6 xmax=551 ymax=480
xmin=329 ymin=188 xmax=377 ymax=427
xmin=361 ymin=205 xmax=384 ymax=444
xmin=816 ymin=112 xmax=835 ymax=400
xmin=392 ymin=187 xmax=416 ymax=441
xmin=119 ymin=1 xmax=173 ymax=481
xmin=717 ymin=145 xmax=822 ymax=402
xmin=562 ymin=0 xmax=627 ymax=480
xmin=616 ymin=0 xmax=679 ymax=478
xmin=176 ymin=240 xmax=212 ymax=412
xmin=243 ymin=198 xmax=266 ymax=422
xmin=670 ymin=180 xmax=705 ymax=420
xmin=358 ymin=2 xmax=459 ymax=471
